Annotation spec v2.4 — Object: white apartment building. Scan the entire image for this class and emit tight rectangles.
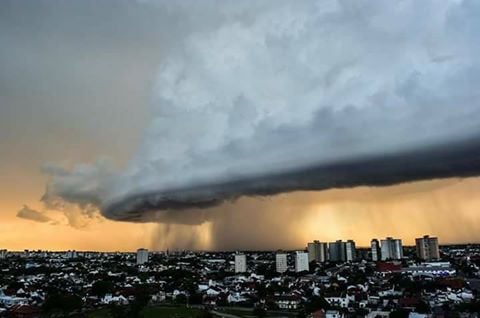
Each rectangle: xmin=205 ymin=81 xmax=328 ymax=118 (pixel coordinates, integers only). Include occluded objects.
xmin=234 ymin=254 xmax=247 ymax=273
xmin=136 ymin=248 xmax=149 ymax=265
xmin=381 ymin=237 xmax=403 ymax=260
xmin=371 ymin=239 xmax=381 ymax=261
xmin=276 ymin=253 xmax=288 ymax=273
xmin=295 ymin=251 xmax=309 ymax=272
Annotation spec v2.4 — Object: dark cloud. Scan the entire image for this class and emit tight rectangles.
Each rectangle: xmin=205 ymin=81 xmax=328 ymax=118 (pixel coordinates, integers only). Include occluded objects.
xmin=17 ymin=205 xmax=52 ymax=223
xmin=104 ymin=136 xmax=480 ymax=221
xmin=13 ymin=0 xmax=480 ymax=222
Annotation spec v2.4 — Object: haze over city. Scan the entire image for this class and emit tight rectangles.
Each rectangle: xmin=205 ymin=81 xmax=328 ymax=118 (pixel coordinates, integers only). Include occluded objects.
xmin=2 ymin=0 xmax=480 ymax=252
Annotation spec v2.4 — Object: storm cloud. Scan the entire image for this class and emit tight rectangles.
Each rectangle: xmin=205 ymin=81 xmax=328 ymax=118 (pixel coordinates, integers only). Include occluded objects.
xmin=39 ymin=0 xmax=480 ymax=221
xmin=17 ymin=205 xmax=52 ymax=223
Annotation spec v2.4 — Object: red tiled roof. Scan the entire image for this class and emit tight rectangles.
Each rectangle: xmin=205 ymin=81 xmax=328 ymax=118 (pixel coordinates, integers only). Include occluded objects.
xmin=398 ymin=297 xmax=421 ymax=307
xmin=377 ymin=262 xmax=402 ymax=272
xmin=10 ymin=304 xmax=41 ymax=315
xmin=311 ymin=309 xmax=325 ymax=318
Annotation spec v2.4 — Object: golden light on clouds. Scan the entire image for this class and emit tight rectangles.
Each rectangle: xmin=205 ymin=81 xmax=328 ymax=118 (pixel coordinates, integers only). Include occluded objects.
xmin=1 ymin=177 xmax=480 ymax=251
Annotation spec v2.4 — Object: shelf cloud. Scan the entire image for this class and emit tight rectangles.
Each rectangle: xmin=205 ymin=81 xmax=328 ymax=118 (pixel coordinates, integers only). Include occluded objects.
xmin=38 ymin=0 xmax=480 ymax=222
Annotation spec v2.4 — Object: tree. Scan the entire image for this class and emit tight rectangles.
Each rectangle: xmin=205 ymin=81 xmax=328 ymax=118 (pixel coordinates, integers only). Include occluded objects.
xmin=356 ymin=308 xmax=369 ymax=316
xmin=304 ymin=296 xmax=331 ymax=313
xmin=91 ymin=280 xmax=114 ymax=297
xmin=253 ymin=307 xmax=267 ymax=318
xmin=309 ymin=261 xmax=319 ymax=273
xmin=216 ymin=293 xmax=228 ymax=307
xmin=42 ymin=294 xmax=83 ymax=313
xmin=257 ymin=286 xmax=268 ymax=300
xmin=109 ymin=304 xmax=129 ymax=318
xmin=415 ymin=300 xmax=430 ymax=314
xmin=198 ymin=310 xmax=214 ymax=318
xmin=175 ymin=294 xmax=188 ymax=305
xmin=128 ymin=285 xmax=151 ymax=317
xmin=389 ymin=309 xmax=409 ymax=318
xmin=296 ymin=309 xmax=307 ymax=318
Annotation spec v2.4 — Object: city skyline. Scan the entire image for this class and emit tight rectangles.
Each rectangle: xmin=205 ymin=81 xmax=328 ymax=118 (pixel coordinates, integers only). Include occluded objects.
xmin=0 ymin=240 xmax=475 ymax=317
xmin=2 ymin=176 xmax=479 ymax=251
xmin=0 ymin=234 xmax=446 ymax=253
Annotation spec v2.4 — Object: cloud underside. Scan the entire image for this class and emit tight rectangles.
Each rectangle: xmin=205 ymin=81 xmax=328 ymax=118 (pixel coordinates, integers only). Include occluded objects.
xmin=31 ymin=0 xmax=480 ymax=223
xmin=17 ymin=205 xmax=52 ymax=223
xmin=104 ymin=136 xmax=480 ymax=221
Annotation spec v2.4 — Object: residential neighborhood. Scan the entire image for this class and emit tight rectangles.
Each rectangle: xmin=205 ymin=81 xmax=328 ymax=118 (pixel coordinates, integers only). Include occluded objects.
xmin=1 ymin=239 xmax=480 ymax=317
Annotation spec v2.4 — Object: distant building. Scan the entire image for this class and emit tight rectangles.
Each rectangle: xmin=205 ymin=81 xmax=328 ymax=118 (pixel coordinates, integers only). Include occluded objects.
xmin=345 ymin=240 xmax=356 ymax=262
xmin=307 ymin=241 xmax=318 ymax=262
xmin=0 ymin=295 xmax=28 ymax=307
xmin=66 ymin=250 xmax=77 ymax=259
xmin=381 ymin=237 xmax=403 ymax=260
xmin=276 ymin=252 xmax=288 ymax=273
xmin=295 ymin=251 xmax=309 ymax=272
xmin=376 ymin=261 xmax=402 ymax=273
xmin=234 ymin=254 xmax=247 ymax=273
xmin=136 ymin=248 xmax=149 ymax=265
xmin=326 ymin=310 xmax=343 ymax=318
xmin=329 ymin=240 xmax=346 ymax=262
xmin=307 ymin=241 xmax=329 ymax=263
xmin=0 ymin=249 xmax=6 ymax=259
xmin=403 ymin=261 xmax=454 ymax=276
xmin=371 ymin=239 xmax=381 ymax=261
xmin=416 ymin=235 xmax=440 ymax=261
xmin=275 ymin=295 xmax=302 ymax=310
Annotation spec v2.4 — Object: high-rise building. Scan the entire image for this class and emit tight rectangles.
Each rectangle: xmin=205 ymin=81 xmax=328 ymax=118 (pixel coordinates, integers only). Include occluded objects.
xmin=295 ymin=251 xmax=309 ymax=272
xmin=234 ymin=254 xmax=247 ymax=273
xmin=276 ymin=252 xmax=288 ymax=273
xmin=66 ymin=250 xmax=77 ymax=259
xmin=307 ymin=241 xmax=318 ymax=262
xmin=136 ymin=248 xmax=149 ymax=265
xmin=415 ymin=235 xmax=440 ymax=261
xmin=329 ymin=240 xmax=346 ymax=262
xmin=307 ymin=241 xmax=329 ymax=263
xmin=371 ymin=239 xmax=381 ymax=261
xmin=0 ymin=249 xmax=6 ymax=259
xmin=380 ymin=237 xmax=403 ymax=260
xmin=345 ymin=240 xmax=356 ymax=262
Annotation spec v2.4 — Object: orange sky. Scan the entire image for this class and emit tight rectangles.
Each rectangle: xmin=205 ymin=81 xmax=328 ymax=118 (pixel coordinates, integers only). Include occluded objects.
xmin=2 ymin=173 xmax=480 ymax=251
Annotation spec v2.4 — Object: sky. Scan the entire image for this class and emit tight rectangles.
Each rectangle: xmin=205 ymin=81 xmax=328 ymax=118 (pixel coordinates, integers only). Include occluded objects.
xmin=1 ymin=0 xmax=480 ymax=251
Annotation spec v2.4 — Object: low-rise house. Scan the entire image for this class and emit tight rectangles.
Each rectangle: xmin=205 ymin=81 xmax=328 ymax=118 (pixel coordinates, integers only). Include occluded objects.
xmin=274 ymin=295 xmax=302 ymax=310
xmin=9 ymin=304 xmax=41 ymax=318
xmin=102 ymin=294 xmax=129 ymax=305
xmin=325 ymin=295 xmax=349 ymax=308
xmin=366 ymin=311 xmax=390 ymax=318
xmin=325 ymin=310 xmax=343 ymax=318
xmin=0 ymin=296 xmax=28 ymax=308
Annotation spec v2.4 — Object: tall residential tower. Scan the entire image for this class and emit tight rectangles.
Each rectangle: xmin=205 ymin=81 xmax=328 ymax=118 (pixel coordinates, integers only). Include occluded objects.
xmin=329 ymin=240 xmax=346 ymax=262
xmin=307 ymin=241 xmax=329 ymax=263
xmin=345 ymin=240 xmax=356 ymax=262
xmin=136 ymin=248 xmax=149 ymax=265
xmin=295 ymin=251 xmax=309 ymax=272
xmin=234 ymin=254 xmax=247 ymax=273
xmin=371 ymin=239 xmax=381 ymax=261
xmin=276 ymin=252 xmax=288 ymax=273
xmin=380 ymin=237 xmax=403 ymax=260
xmin=416 ymin=235 xmax=440 ymax=261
